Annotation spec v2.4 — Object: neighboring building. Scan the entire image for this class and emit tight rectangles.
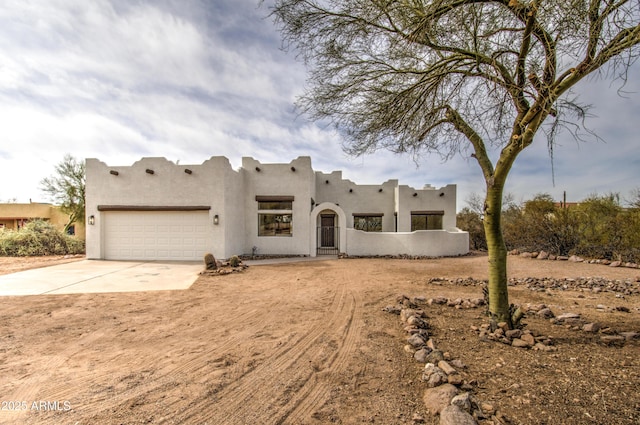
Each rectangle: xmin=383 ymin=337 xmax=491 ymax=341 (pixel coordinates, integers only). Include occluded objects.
xmin=85 ymin=156 xmax=468 ymax=261
xmin=0 ymin=203 xmax=85 ymax=239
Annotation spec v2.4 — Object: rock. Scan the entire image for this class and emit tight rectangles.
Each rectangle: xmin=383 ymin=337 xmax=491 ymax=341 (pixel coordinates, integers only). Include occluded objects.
xmin=610 ymin=261 xmax=622 ymax=267
xmin=582 ymin=322 xmax=601 ymax=333
xmin=438 ymin=360 xmax=457 ymax=375
xmin=471 ymin=298 xmax=485 ymax=307
xmin=447 ymin=374 xmax=464 ymax=385
xmin=505 ymin=329 xmax=522 ymax=339
xmin=407 ymin=334 xmax=426 ymax=348
xmin=451 ymin=392 xmax=472 ymax=413
xmin=414 ymin=348 xmax=431 ymax=363
xmin=423 ymin=384 xmax=459 ymax=415
xmin=480 ymin=402 xmax=496 ymax=416
xmin=382 ymin=305 xmax=401 ymax=315
xmin=440 ymin=405 xmax=478 ymax=425
xmin=425 ymin=349 xmax=445 ymax=363
xmin=401 ymin=309 xmax=418 ymax=322
xmin=422 ymin=363 xmax=448 ymax=388
xmin=556 ymin=312 xmax=581 ymax=321
xmin=537 ymin=308 xmax=555 ymax=319
xmin=520 ymin=333 xmax=535 ymax=346
xmin=450 ymin=359 xmax=467 ymax=369
xmin=407 ymin=315 xmax=428 ymax=329
xmin=600 ymin=335 xmax=625 ymax=345
xmin=537 ymin=251 xmax=549 ymax=260
xmin=557 ymin=256 xmax=569 ymax=261
xmin=620 ymin=331 xmax=639 ymax=341
xmin=511 ymin=338 xmax=530 ymax=348
xmin=429 ymin=296 xmax=448 ymax=305
xmin=569 ymin=255 xmax=584 ymax=262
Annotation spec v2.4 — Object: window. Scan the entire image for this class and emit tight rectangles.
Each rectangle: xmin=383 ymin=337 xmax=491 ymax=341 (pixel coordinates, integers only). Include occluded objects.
xmin=257 ymin=196 xmax=294 ymax=237
xmin=353 ymin=214 xmax=383 ymax=232
xmin=66 ymin=225 xmax=75 ymax=236
xmin=411 ymin=211 xmax=444 ymax=231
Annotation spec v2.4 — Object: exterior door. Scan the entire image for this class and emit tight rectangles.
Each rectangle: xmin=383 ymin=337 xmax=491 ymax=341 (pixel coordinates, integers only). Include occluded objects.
xmin=320 ymin=215 xmax=335 ymax=247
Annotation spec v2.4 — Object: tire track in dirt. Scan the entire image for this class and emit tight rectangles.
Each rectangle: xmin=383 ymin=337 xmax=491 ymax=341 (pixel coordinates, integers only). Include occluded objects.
xmin=36 ymin=305 xmax=253 ymax=403
xmin=0 ymin=330 xmax=106 ymax=421
xmin=31 ymin=276 xmax=297 ymax=419
xmin=177 ymin=270 xmax=364 ymax=425
xmin=279 ymin=287 xmax=363 ymax=424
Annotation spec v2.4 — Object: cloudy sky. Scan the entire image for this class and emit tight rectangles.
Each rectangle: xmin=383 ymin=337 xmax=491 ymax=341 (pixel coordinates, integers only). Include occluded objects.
xmin=1 ymin=0 xmax=638 ymax=209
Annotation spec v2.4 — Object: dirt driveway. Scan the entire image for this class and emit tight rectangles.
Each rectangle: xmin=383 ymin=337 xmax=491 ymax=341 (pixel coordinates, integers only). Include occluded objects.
xmin=0 ymin=255 xmax=638 ymax=424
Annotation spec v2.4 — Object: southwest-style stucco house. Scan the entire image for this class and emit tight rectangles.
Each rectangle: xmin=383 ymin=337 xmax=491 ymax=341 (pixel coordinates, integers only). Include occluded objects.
xmin=0 ymin=202 xmax=85 ymax=239
xmin=85 ymin=156 xmax=468 ymax=261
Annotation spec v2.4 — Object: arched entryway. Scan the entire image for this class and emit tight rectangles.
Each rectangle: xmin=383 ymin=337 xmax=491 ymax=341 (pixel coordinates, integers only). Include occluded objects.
xmin=309 ymin=203 xmax=347 ymax=257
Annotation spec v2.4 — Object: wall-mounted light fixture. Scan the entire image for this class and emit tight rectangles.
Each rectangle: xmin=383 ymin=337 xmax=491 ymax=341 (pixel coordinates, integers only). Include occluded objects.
xmin=109 ymin=170 xmax=119 ymax=176
xmin=88 ymin=215 xmax=95 ymax=225
xmin=291 ymin=166 xmax=296 ymax=172
xmin=349 ymin=188 xmax=353 ymax=193
xmin=325 ymin=180 xmax=329 ymax=184
xmin=413 ymin=193 xmax=418 ymax=197
xmin=439 ymin=192 xmax=445 ymax=197
xmin=255 ymin=167 xmax=261 ymax=172
xmin=213 ymin=214 xmax=219 ymax=225
xmin=184 ymin=169 xmax=193 ymax=175
xmin=145 ymin=169 xmax=154 ymax=175
xmin=378 ymin=188 xmax=383 ymax=192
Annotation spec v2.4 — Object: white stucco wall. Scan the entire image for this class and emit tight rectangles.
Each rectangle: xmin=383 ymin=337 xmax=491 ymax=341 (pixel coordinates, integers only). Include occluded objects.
xmin=86 ymin=155 xmax=468 ymax=260
xmin=241 ymin=157 xmax=315 ymax=256
xmin=85 ymin=157 xmax=237 ymax=259
xmin=345 ymin=228 xmax=469 ymax=257
xmin=315 ymin=171 xmax=398 ymax=231
xmin=395 ymin=184 xmax=458 ymax=231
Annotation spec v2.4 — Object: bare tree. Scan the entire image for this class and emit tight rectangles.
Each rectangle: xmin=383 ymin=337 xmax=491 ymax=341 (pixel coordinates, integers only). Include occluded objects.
xmin=272 ymin=0 xmax=640 ymax=327
xmin=40 ymin=154 xmax=86 ymax=234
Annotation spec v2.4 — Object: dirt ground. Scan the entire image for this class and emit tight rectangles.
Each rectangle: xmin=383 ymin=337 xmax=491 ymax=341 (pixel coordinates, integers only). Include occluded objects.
xmin=0 ymin=255 xmax=85 ymax=276
xmin=0 ymin=254 xmax=638 ymax=425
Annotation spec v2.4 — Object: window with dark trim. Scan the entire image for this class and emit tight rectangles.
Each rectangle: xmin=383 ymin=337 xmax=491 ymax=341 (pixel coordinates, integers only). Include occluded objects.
xmin=411 ymin=211 xmax=444 ymax=231
xmin=257 ymin=196 xmax=294 ymax=236
xmin=353 ymin=213 xmax=383 ymax=232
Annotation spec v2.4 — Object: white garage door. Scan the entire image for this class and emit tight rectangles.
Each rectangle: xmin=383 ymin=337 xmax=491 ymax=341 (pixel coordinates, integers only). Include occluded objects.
xmin=103 ymin=211 xmax=211 ymax=261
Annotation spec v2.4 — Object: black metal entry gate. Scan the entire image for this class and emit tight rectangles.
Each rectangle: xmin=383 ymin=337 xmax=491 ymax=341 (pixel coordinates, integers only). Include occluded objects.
xmin=317 ymin=226 xmax=339 ymax=255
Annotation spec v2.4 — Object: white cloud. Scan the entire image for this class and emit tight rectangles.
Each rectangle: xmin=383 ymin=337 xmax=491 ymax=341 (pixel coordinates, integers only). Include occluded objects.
xmin=0 ymin=0 xmax=638 ymax=209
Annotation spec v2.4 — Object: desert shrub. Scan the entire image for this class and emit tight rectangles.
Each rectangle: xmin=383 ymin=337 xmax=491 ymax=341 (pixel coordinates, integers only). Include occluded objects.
xmin=0 ymin=220 xmax=85 ymax=256
xmin=456 ymin=207 xmax=486 ymax=250
xmin=229 ymin=255 xmax=241 ymax=267
xmin=459 ymin=191 xmax=639 ymax=263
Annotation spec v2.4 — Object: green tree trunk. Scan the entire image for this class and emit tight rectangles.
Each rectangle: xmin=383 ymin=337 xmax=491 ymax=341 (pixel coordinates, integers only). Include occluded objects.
xmin=484 ymin=184 xmax=511 ymax=327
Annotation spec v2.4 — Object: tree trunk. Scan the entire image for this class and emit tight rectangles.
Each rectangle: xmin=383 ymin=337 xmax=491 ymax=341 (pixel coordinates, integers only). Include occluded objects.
xmin=483 ymin=184 xmax=511 ymax=327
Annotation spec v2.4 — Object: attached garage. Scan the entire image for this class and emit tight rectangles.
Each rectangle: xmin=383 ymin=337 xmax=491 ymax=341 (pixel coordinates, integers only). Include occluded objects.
xmin=99 ymin=206 xmax=212 ymax=261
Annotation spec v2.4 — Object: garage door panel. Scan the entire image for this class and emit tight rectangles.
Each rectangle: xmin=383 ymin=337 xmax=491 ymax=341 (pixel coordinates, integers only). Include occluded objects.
xmin=104 ymin=211 xmax=211 ymax=261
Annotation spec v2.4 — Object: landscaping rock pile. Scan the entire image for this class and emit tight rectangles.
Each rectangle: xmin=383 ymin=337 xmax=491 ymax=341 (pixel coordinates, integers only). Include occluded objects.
xmin=425 ymin=276 xmax=640 ymax=295
xmin=522 ymin=303 xmax=639 ymax=345
xmin=511 ymin=276 xmax=640 ymax=295
xmin=470 ymin=322 xmax=556 ymax=351
xmin=383 ymin=295 xmax=509 ymax=425
xmin=200 ymin=256 xmax=249 ymax=276
xmin=510 ymin=249 xmax=639 ymax=269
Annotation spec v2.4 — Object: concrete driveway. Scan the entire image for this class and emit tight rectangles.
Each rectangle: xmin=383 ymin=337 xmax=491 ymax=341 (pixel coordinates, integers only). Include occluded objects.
xmin=0 ymin=260 xmax=203 ymax=296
